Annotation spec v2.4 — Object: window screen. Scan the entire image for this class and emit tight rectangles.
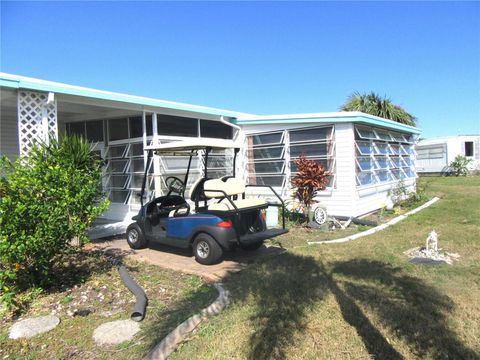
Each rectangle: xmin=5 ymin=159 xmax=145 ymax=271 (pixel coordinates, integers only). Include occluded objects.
xmin=85 ymin=120 xmax=104 ymax=142
xmin=355 ymin=125 xmax=415 ymax=186
xmin=157 ymin=115 xmax=198 ymax=137
xmin=289 ymin=127 xmax=332 ymax=142
xmin=290 ymin=143 xmax=329 ymax=158
xmin=200 ymin=120 xmax=233 ymax=139
xmin=129 ymin=116 xmax=143 ymax=138
xmin=247 ymin=126 xmax=335 ymax=191
xmin=251 ymin=132 xmax=283 ymax=146
xmin=108 ymin=118 xmax=129 ymax=141
xmin=252 ymin=147 xmax=284 ymax=160
xmin=146 ymin=115 xmax=153 ymax=136
xmin=68 ymin=122 xmax=86 ymax=138
xmin=109 ymin=190 xmax=129 ymax=204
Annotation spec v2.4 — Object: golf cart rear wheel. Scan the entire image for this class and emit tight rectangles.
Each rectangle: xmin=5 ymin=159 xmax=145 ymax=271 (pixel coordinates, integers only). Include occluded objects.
xmin=126 ymin=224 xmax=148 ymax=249
xmin=192 ymin=233 xmax=223 ymax=265
xmin=240 ymin=241 xmax=264 ymax=251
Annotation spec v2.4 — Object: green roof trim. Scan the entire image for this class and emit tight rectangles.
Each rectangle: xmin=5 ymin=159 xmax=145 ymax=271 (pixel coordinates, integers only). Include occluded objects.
xmin=1 ymin=73 xmax=421 ymax=135
xmin=234 ymin=113 xmax=421 ymax=134
xmin=0 ymin=73 xmax=239 ymax=118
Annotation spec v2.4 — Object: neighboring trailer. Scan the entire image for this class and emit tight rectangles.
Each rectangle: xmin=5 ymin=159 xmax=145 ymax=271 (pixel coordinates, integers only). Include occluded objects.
xmin=416 ymin=136 xmax=480 ymax=174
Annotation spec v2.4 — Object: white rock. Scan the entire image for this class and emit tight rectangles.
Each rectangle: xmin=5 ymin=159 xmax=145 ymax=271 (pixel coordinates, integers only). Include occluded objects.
xmin=93 ymin=319 xmax=140 ymax=346
xmin=9 ymin=315 xmax=60 ymax=339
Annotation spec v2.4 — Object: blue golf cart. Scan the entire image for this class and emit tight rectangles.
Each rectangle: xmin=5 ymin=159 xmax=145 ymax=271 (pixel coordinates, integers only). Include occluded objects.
xmin=126 ymin=139 xmax=288 ymax=265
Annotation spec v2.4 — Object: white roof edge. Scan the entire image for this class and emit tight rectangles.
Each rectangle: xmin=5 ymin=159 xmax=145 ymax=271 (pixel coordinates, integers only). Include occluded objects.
xmin=237 ymin=111 xmax=359 ymax=120
xmin=237 ymin=110 xmax=414 ymax=125
xmin=236 ymin=111 xmax=421 ymax=132
xmin=417 ymin=135 xmax=480 ymax=143
xmin=0 ymin=72 xmax=254 ymax=118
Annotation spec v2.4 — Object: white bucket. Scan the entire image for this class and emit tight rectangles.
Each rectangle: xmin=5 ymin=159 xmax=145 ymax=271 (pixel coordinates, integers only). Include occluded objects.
xmin=266 ymin=206 xmax=279 ymax=228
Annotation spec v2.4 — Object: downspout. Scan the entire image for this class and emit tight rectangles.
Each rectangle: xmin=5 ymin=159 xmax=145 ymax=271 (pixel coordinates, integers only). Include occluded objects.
xmin=220 ymin=116 xmax=241 ymax=131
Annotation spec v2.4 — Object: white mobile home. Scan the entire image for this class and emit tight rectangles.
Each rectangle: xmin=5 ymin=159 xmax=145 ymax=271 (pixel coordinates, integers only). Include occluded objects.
xmin=416 ymin=135 xmax=480 ymax=174
xmin=0 ymin=73 xmax=421 ymax=236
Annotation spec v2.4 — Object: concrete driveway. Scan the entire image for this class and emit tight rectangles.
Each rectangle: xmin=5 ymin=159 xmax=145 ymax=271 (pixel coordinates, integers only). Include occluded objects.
xmin=89 ymin=237 xmax=286 ymax=282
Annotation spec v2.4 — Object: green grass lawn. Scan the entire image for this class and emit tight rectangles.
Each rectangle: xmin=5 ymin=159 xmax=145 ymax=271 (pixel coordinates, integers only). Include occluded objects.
xmin=172 ymin=177 xmax=480 ymax=359
xmin=1 ymin=177 xmax=479 ymax=359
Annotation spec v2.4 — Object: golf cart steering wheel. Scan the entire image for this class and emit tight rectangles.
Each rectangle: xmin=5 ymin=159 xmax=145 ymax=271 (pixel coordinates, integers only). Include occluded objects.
xmin=165 ymin=176 xmax=186 ymax=195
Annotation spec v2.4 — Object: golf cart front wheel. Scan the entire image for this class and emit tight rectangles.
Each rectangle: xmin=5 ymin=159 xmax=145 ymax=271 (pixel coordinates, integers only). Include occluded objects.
xmin=192 ymin=233 xmax=223 ymax=265
xmin=126 ymin=223 xmax=148 ymax=249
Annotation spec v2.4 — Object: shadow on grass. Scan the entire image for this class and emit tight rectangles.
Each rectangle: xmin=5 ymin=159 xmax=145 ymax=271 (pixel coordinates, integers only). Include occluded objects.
xmin=49 ymin=247 xmax=132 ymax=289
xmin=224 ymin=252 xmax=330 ymax=359
xmin=331 ymin=260 xmax=479 ymax=359
xmin=140 ymin=252 xmax=477 ymax=359
xmin=1 ymin=246 xmax=132 ymax=319
xmin=222 ymin=254 xmax=477 ymax=359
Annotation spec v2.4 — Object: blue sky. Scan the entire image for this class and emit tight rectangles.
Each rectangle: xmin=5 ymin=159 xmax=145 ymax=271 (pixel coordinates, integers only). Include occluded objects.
xmin=1 ymin=1 xmax=479 ymax=138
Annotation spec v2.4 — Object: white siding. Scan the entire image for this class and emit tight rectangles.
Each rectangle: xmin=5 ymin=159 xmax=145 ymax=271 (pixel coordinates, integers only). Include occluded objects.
xmin=316 ymin=123 xmax=356 ymax=216
xmin=242 ymin=122 xmax=417 ymax=218
xmin=355 ymin=179 xmax=416 ymax=216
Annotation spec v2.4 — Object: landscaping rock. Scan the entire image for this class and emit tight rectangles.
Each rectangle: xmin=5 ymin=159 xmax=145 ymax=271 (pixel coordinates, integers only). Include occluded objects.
xmin=93 ymin=319 xmax=140 ymax=346
xmin=9 ymin=315 xmax=60 ymax=339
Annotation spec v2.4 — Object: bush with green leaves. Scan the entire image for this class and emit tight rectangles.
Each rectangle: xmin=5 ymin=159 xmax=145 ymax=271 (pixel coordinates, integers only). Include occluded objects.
xmin=0 ymin=135 xmax=108 ymax=307
xmin=449 ymin=155 xmax=472 ymax=176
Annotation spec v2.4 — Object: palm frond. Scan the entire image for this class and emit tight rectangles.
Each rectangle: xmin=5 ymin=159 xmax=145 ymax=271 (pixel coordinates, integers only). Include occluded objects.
xmin=340 ymin=91 xmax=417 ymax=126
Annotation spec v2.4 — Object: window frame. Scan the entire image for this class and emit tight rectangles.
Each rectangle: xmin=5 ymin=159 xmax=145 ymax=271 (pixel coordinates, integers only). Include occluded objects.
xmin=355 ymin=126 xmax=416 ymax=188
xmin=288 ymin=125 xmax=333 ymax=144
xmin=250 ymin=131 xmax=285 ymax=147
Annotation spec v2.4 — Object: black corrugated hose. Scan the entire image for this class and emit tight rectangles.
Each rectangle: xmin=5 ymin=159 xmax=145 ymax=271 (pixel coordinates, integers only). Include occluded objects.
xmin=114 ymin=260 xmax=148 ymax=322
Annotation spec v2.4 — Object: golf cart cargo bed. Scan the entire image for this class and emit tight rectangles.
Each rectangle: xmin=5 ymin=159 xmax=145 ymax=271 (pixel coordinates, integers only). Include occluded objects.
xmin=239 ymin=228 xmax=288 ymax=245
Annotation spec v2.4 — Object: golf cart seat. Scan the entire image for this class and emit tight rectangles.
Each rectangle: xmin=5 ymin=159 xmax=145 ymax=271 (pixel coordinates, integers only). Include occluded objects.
xmin=204 ymin=177 xmax=268 ymax=211
xmin=169 ymin=208 xmax=189 ymax=217
xmin=189 ymin=177 xmax=210 ymax=202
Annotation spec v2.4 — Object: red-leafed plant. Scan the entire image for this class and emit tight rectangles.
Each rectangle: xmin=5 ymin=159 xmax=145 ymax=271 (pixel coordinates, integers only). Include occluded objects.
xmin=291 ymin=155 xmax=331 ymax=220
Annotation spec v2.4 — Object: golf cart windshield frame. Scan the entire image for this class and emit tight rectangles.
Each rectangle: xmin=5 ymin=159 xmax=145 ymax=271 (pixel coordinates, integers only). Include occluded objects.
xmin=139 ymin=141 xmax=241 ymax=206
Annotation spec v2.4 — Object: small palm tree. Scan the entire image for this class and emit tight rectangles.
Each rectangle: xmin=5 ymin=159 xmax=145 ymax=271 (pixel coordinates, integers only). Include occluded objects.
xmin=340 ymin=91 xmax=417 ymax=126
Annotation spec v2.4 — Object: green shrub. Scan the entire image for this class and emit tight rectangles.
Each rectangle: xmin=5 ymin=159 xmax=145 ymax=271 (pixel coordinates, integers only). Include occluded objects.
xmin=0 ymin=136 xmax=108 ymax=308
xmin=449 ymin=155 xmax=472 ymax=176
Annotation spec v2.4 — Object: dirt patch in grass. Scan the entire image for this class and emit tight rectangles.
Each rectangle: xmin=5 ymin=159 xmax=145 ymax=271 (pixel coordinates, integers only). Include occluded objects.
xmin=0 ymin=249 xmax=217 ymax=359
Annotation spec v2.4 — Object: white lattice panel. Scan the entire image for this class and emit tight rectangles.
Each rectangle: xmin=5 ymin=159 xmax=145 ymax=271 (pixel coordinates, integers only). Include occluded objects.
xmin=17 ymin=91 xmax=58 ymax=156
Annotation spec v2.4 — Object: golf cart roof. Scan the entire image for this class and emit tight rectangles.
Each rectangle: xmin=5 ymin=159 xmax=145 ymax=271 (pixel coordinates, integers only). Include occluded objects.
xmin=144 ymin=138 xmax=241 ymax=155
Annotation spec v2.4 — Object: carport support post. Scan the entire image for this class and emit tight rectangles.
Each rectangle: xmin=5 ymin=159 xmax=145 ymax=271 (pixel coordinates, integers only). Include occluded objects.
xmin=152 ymin=112 xmax=162 ymax=197
xmin=233 ymin=148 xmax=239 ymax=177
xmin=203 ymin=147 xmax=211 ymax=207
xmin=140 ymin=150 xmax=153 ymax=207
